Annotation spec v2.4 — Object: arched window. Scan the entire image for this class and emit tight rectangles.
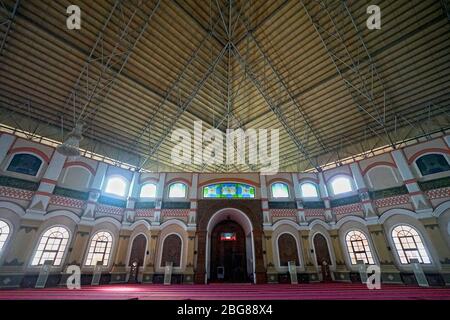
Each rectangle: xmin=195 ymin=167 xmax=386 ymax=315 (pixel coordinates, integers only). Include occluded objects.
xmin=7 ymin=153 xmax=43 ymax=176
xmin=161 ymin=234 xmax=182 ymax=267
xmin=345 ymin=230 xmax=374 ymax=265
xmin=104 ymin=176 xmax=128 ymax=197
xmin=300 ymin=182 xmax=319 ymax=198
xmin=0 ymin=220 xmax=11 ymax=252
xmin=31 ymin=226 xmax=70 ymax=266
xmin=85 ymin=231 xmax=113 ymax=266
xmin=140 ymin=183 xmax=157 ymax=198
xmin=330 ymin=176 xmax=353 ymax=195
xmin=278 ymin=233 xmax=300 ymax=266
xmin=271 ymin=182 xmax=289 ymax=198
xmin=392 ymin=225 xmax=431 ymax=264
xmin=168 ymin=183 xmax=187 ymax=198
xmin=416 ymin=154 xmax=450 ymax=176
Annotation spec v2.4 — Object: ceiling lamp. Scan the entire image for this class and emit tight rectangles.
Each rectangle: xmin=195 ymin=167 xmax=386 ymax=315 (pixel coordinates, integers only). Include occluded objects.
xmin=56 ymin=122 xmax=84 ymax=157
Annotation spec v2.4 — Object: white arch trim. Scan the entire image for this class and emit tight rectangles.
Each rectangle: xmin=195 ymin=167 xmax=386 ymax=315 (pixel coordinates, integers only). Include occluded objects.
xmin=378 ymin=208 xmax=418 ymax=224
xmin=274 ymin=231 xmax=302 ymax=269
xmin=335 ymin=215 xmax=368 ymax=229
xmin=159 ymin=218 xmax=188 ymax=231
xmin=309 ymin=219 xmax=331 ymax=230
xmin=433 ymin=200 xmax=450 ymax=218
xmin=45 ymin=210 xmax=81 ymax=224
xmin=158 ymin=232 xmax=184 ymax=270
xmin=0 ymin=201 xmax=25 ymax=216
xmin=93 ymin=216 xmax=122 ymax=230
xmin=272 ymin=219 xmax=300 ymax=231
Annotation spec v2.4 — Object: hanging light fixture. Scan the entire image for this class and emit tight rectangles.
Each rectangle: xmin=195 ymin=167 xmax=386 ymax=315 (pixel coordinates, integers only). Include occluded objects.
xmin=57 ymin=122 xmax=84 ymax=157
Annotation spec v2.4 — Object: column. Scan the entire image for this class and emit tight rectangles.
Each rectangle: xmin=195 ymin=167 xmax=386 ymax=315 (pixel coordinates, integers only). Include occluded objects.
xmin=152 ymin=173 xmax=165 ymax=226
xmin=27 ymin=150 xmax=67 ymax=214
xmin=0 ymin=133 xmax=15 ymax=164
xmin=391 ymin=150 xmax=431 ymax=212
xmin=260 ymin=175 xmax=271 ymax=225
xmin=350 ymin=163 xmax=378 ymax=218
xmin=188 ymin=173 xmax=198 ymax=226
xmin=143 ymin=231 xmax=160 ymax=283
xmin=110 ymin=233 xmax=131 ymax=283
xmin=299 ymin=229 xmax=319 ymax=281
xmin=420 ymin=217 xmax=450 ymax=285
xmin=124 ymin=171 xmax=140 ymax=224
xmin=194 ymin=230 xmax=207 ymax=284
xmin=292 ymin=173 xmax=306 ymax=224
xmin=329 ymin=229 xmax=351 ymax=281
xmin=318 ymin=172 xmax=334 ymax=222
xmin=82 ymin=162 xmax=108 ymax=219
xmin=263 ymin=229 xmax=277 ymax=283
xmin=367 ymin=224 xmax=402 ymax=284
xmin=184 ymin=230 xmax=196 ymax=283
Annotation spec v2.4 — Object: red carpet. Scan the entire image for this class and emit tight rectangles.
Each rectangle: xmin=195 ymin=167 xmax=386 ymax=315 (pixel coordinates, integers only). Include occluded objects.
xmin=0 ymin=283 xmax=449 ymax=300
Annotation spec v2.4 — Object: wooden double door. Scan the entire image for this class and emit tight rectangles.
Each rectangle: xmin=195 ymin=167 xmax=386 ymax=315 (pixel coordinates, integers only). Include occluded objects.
xmin=210 ymin=220 xmax=249 ymax=283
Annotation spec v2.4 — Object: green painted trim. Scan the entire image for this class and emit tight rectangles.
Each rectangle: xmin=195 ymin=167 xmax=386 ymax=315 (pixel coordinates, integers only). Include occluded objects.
xmin=0 ymin=175 xmax=39 ymax=191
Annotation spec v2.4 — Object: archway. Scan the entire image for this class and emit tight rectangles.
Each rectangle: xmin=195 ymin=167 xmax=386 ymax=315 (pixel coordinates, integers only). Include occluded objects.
xmin=205 ymin=208 xmax=255 ymax=283
xmin=313 ymin=233 xmax=332 ymax=282
xmin=128 ymin=234 xmax=147 ymax=283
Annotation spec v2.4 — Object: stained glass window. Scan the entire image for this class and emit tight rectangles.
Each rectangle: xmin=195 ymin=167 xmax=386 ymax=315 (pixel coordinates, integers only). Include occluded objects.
xmin=392 ymin=225 xmax=431 ymax=264
xmin=271 ymin=182 xmax=289 ymax=198
xmin=203 ymin=183 xmax=255 ymax=198
xmin=31 ymin=226 xmax=69 ymax=266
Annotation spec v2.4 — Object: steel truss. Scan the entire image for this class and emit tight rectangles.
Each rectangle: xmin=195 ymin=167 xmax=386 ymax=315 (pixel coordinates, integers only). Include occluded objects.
xmin=0 ymin=0 xmax=19 ymax=56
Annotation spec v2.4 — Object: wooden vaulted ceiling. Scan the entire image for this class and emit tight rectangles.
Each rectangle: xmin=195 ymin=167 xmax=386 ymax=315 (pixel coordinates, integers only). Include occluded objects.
xmin=0 ymin=0 xmax=449 ymax=172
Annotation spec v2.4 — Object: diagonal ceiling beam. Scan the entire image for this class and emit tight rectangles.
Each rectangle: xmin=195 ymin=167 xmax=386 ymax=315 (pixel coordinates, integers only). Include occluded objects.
xmin=230 ymin=42 xmax=320 ymax=170
xmin=0 ymin=0 xmax=20 ymax=57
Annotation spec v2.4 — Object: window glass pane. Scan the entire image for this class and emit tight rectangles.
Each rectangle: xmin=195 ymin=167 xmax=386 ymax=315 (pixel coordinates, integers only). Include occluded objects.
xmin=7 ymin=154 xmax=42 ymax=176
xmin=345 ymin=230 xmax=374 ymax=265
xmin=331 ymin=177 xmax=353 ymax=195
xmin=31 ymin=226 xmax=69 ymax=266
xmin=0 ymin=220 xmax=10 ymax=252
xmin=416 ymin=154 xmax=450 ymax=176
xmin=301 ymin=183 xmax=318 ymax=198
xmin=85 ymin=231 xmax=113 ymax=266
xmin=169 ymin=183 xmax=187 ymax=198
xmin=140 ymin=183 xmax=157 ymax=198
xmin=272 ymin=183 xmax=289 ymax=198
xmin=105 ymin=177 xmax=127 ymax=197
xmin=392 ymin=225 xmax=431 ymax=264
xmin=203 ymin=183 xmax=255 ymax=198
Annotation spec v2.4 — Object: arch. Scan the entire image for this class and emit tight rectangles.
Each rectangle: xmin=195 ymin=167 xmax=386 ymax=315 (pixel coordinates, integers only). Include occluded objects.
xmin=129 ymin=219 xmax=152 ymax=230
xmin=61 ymin=165 xmax=93 ymax=189
xmin=6 ymin=153 xmax=43 ymax=176
xmin=378 ymin=208 xmax=417 ymax=224
xmin=309 ymin=219 xmax=331 ymax=230
xmin=160 ymin=233 xmax=183 ymax=268
xmin=104 ymin=175 xmax=129 ymax=197
xmin=159 ymin=218 xmax=188 ymax=231
xmin=335 ymin=215 xmax=367 ymax=229
xmin=85 ymin=230 xmax=114 ymax=266
xmin=128 ymin=233 xmax=148 ymax=266
xmin=8 ymin=147 xmax=50 ymax=163
xmin=63 ymin=161 xmax=96 ymax=175
xmin=30 ymin=225 xmax=71 ymax=266
xmin=0 ymin=201 xmax=26 ymax=217
xmin=272 ymin=219 xmax=300 ymax=231
xmin=390 ymin=224 xmax=432 ymax=264
xmin=205 ymin=208 xmax=256 ymax=283
xmin=312 ymin=232 xmax=332 ymax=265
xmin=199 ymin=178 xmax=259 ymax=187
xmin=361 ymin=162 xmax=397 ymax=176
xmin=44 ymin=210 xmax=81 ymax=224
xmin=93 ymin=217 xmax=122 ymax=230
xmin=407 ymin=148 xmax=450 ymax=164
xmin=433 ymin=200 xmax=450 ymax=218
xmin=276 ymin=232 xmax=300 ymax=267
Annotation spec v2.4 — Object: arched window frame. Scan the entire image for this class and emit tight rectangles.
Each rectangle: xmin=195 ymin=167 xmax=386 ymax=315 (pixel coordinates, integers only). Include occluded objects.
xmin=344 ymin=229 xmax=375 ymax=266
xmin=61 ymin=165 xmax=93 ymax=189
xmin=30 ymin=225 xmax=71 ymax=267
xmin=275 ymin=231 xmax=301 ymax=269
xmin=5 ymin=152 xmax=45 ymax=177
xmin=84 ymin=230 xmax=114 ymax=267
xmin=311 ymin=231 xmax=334 ymax=267
xmin=159 ymin=232 xmax=183 ymax=269
xmin=0 ymin=219 xmax=12 ymax=256
xmin=329 ymin=175 xmax=355 ymax=196
xmin=299 ymin=181 xmax=320 ymax=199
xmin=125 ymin=232 xmax=149 ymax=267
xmin=139 ymin=183 xmax=157 ymax=199
xmin=103 ymin=175 xmax=129 ymax=198
xmin=391 ymin=224 xmax=432 ymax=265
xmin=167 ymin=182 xmax=188 ymax=199
xmin=413 ymin=152 xmax=450 ymax=178
xmin=270 ymin=182 xmax=290 ymax=199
